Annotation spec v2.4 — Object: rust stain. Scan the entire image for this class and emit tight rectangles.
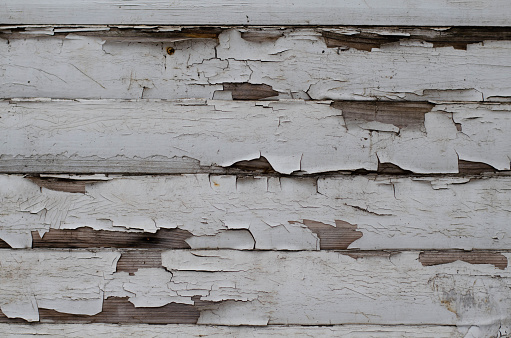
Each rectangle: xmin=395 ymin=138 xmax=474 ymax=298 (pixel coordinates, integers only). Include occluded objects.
xmin=331 ymin=101 xmax=434 ymax=130
xmin=440 ymin=299 xmax=457 ymax=315
xmin=419 ymin=251 xmax=508 ymax=270
xmin=223 ymin=83 xmax=279 ymax=100
xmin=31 ymin=227 xmax=192 ymax=249
xmin=298 ymin=219 xmax=363 ymax=250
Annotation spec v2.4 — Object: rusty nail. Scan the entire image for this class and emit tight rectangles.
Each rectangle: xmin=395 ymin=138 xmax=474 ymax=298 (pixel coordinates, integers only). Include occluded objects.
xmin=166 ymin=47 xmax=175 ymax=55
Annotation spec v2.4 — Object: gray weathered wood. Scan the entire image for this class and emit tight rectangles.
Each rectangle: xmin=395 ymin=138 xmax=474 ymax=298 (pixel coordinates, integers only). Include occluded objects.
xmin=0 ymin=323 xmax=466 ymax=337
xmin=2 ymin=0 xmax=510 ymax=26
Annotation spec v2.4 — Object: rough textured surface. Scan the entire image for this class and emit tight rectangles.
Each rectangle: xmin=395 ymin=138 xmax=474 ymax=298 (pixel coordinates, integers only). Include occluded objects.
xmin=0 ymin=249 xmax=510 ymax=337
xmin=1 ymin=100 xmax=510 ymax=174
xmin=2 ymin=29 xmax=511 ymax=101
xmin=2 ymin=174 xmax=511 ymax=251
xmin=2 ymin=1 xmax=510 ymax=26
xmin=0 ymin=324 xmax=466 ymax=337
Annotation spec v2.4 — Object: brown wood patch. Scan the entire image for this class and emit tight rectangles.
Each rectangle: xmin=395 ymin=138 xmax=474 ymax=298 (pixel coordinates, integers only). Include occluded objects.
xmin=299 ymin=219 xmax=363 ymax=250
xmin=458 ymin=160 xmax=498 ymax=174
xmin=419 ymin=251 xmax=508 ymax=270
xmin=223 ymin=83 xmax=279 ymax=100
xmin=229 ymin=156 xmax=276 ymax=173
xmin=116 ymin=250 xmax=164 ymax=274
xmin=0 ymin=238 xmax=10 ymax=248
xmin=27 ymin=177 xmax=89 ymax=193
xmin=377 ymin=162 xmax=413 ymax=174
xmin=323 ymin=27 xmax=511 ymax=51
xmin=331 ymin=101 xmax=434 ymax=130
xmin=0 ymin=298 xmax=199 ymax=324
xmin=32 ymin=228 xmax=192 ymax=249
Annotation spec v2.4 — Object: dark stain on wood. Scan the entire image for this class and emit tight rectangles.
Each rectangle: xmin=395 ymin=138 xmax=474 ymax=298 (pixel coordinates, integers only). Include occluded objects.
xmin=31 ymin=227 xmax=192 ymax=249
xmin=0 ymin=238 xmax=10 ymax=248
xmin=116 ymin=250 xmax=164 ymax=274
xmin=332 ymin=101 xmax=434 ymax=130
xmin=322 ymin=27 xmax=511 ymax=51
xmin=377 ymin=161 xmax=413 ymax=174
xmin=223 ymin=83 xmax=279 ymax=100
xmin=458 ymin=160 xmax=498 ymax=174
xmin=298 ymin=219 xmax=363 ymax=250
xmin=2 ymin=27 xmax=222 ymax=41
xmin=229 ymin=156 xmax=276 ymax=173
xmin=419 ymin=251 xmax=508 ymax=270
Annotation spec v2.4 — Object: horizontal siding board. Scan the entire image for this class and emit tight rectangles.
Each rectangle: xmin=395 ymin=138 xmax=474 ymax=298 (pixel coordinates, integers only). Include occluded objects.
xmin=1 ymin=29 xmax=511 ymax=101
xmin=1 ymin=174 xmax=511 ymax=250
xmin=0 ymin=249 xmax=509 ymax=335
xmin=1 ymin=0 xmax=510 ymax=26
xmin=0 ymin=324 xmax=466 ymax=337
xmin=1 ymin=100 xmax=510 ymax=174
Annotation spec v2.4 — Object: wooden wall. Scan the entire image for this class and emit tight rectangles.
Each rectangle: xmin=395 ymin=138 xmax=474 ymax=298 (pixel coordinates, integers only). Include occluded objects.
xmin=1 ymin=1 xmax=511 ymax=337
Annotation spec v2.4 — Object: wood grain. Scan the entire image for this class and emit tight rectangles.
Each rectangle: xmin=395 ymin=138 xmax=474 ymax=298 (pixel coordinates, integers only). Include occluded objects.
xmin=2 ymin=0 xmax=510 ymax=26
xmin=2 ymin=174 xmax=511 ymax=251
xmin=0 ymin=249 xmax=510 ymax=335
xmin=2 ymin=29 xmax=511 ymax=101
xmin=2 ymin=100 xmax=510 ymax=174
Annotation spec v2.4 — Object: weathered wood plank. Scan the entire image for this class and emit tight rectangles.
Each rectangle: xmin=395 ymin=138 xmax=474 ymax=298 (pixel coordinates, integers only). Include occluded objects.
xmin=2 ymin=29 xmax=511 ymax=101
xmin=2 ymin=174 xmax=511 ymax=250
xmin=1 ymin=100 xmax=510 ymax=174
xmin=2 ymin=0 xmax=510 ymax=26
xmin=0 ymin=249 xmax=509 ymax=336
xmin=0 ymin=323 xmax=466 ymax=337
xmin=0 ymin=323 xmax=467 ymax=337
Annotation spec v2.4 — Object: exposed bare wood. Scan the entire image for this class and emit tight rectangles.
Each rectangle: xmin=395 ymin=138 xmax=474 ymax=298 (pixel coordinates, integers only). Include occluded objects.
xmin=1 ymin=298 xmax=200 ymax=324
xmin=419 ymin=251 xmax=508 ymax=270
xmin=458 ymin=160 xmax=498 ymax=174
xmin=298 ymin=220 xmax=363 ymax=250
xmin=116 ymin=251 xmax=164 ymax=274
xmin=221 ymin=83 xmax=279 ymax=100
xmin=31 ymin=228 xmax=192 ymax=249
xmin=322 ymin=27 xmax=511 ymax=51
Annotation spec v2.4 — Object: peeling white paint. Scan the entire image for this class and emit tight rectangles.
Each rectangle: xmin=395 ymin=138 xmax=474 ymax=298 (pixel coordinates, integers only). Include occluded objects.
xmin=1 ymin=174 xmax=511 ymax=250
xmin=2 ymin=29 xmax=511 ymax=100
xmin=1 ymin=100 xmax=510 ymax=174
xmin=0 ymin=251 xmax=119 ymax=321
xmin=1 ymin=249 xmax=510 ymax=333
xmin=0 ymin=323 xmax=466 ymax=337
